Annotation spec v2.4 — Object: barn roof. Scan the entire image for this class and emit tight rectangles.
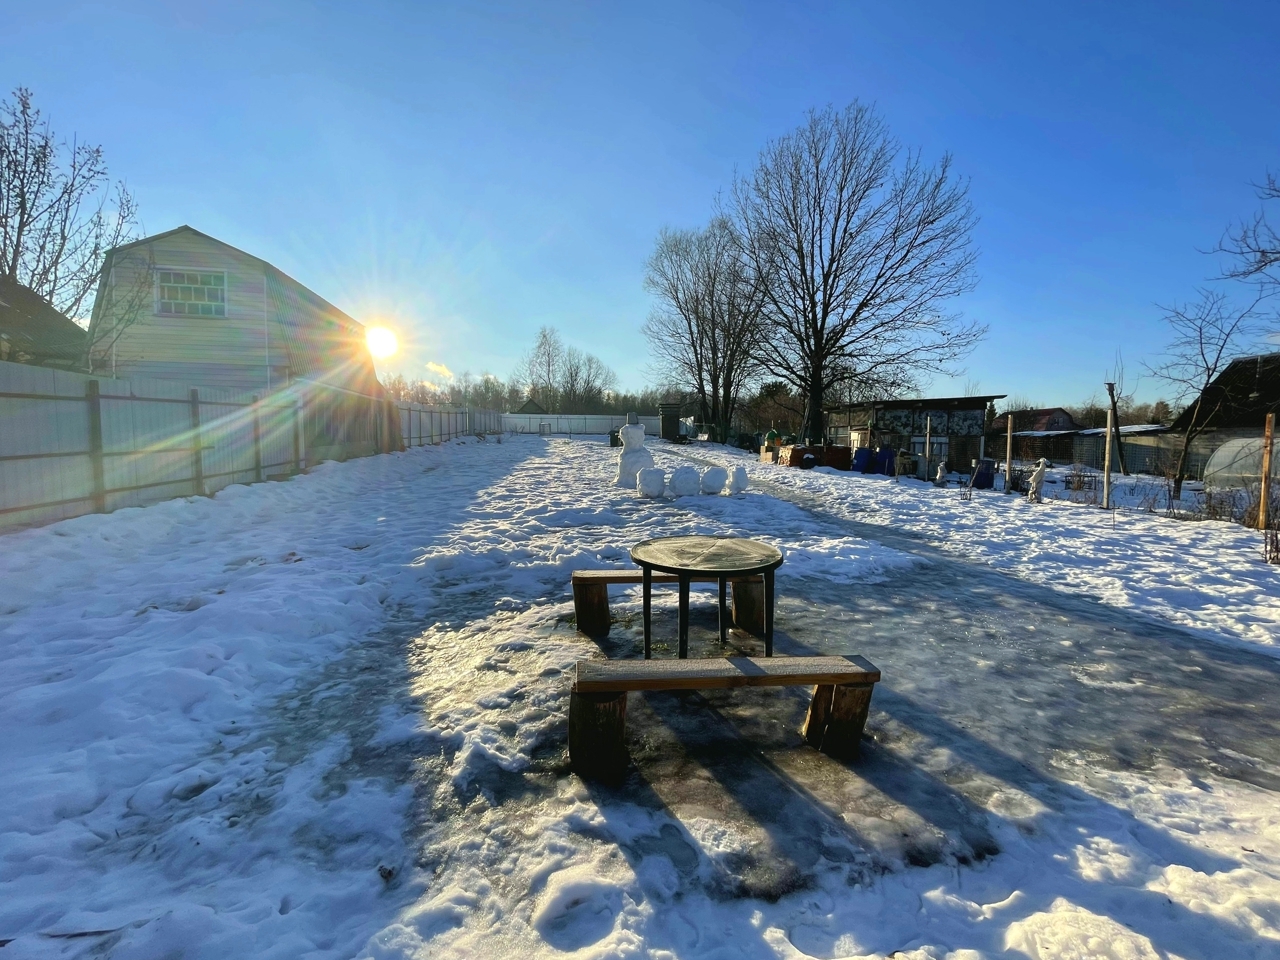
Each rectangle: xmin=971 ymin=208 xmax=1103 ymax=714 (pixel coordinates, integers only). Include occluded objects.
xmin=1169 ymin=352 xmax=1280 ymax=432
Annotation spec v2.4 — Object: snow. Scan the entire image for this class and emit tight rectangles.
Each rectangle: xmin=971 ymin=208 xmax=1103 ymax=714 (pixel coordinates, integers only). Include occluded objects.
xmin=700 ymin=466 xmax=729 ymax=495
xmin=2 ymin=435 xmax=1279 ymax=958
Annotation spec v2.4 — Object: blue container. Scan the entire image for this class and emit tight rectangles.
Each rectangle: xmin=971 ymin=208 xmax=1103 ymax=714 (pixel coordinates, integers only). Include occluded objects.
xmin=852 ymin=447 xmax=873 ymax=473
xmin=875 ymin=446 xmax=896 ymax=476
xmin=972 ymin=458 xmax=996 ymax=489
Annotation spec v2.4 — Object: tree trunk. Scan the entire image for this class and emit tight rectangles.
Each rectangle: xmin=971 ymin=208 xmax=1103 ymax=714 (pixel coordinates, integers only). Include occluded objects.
xmin=804 ymin=364 xmax=825 ymax=444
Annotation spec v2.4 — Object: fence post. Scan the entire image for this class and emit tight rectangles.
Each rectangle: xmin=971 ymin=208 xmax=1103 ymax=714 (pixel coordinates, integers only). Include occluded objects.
xmin=1260 ymin=412 xmax=1274 ymax=531
xmin=252 ymin=394 xmax=263 ymax=482
xmin=293 ymin=400 xmax=304 ymax=473
xmin=189 ymin=388 xmax=205 ymax=496
xmin=86 ymin=380 xmax=106 ymax=513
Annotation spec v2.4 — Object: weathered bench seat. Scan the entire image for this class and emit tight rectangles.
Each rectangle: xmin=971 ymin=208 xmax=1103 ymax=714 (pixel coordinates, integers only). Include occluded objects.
xmin=571 ymin=568 xmax=765 ymax=639
xmin=568 ymin=655 xmax=880 ymax=781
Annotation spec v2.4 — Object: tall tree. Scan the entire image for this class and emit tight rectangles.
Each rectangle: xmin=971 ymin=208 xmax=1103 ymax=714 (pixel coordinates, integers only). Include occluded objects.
xmin=520 ymin=326 xmax=565 ymax=410
xmin=643 ymin=216 xmax=762 ymax=441
xmin=1218 ymin=172 xmax=1280 ymax=295
xmin=0 ymin=87 xmax=138 ymax=320
xmin=1145 ymin=289 xmax=1262 ymax=499
xmin=734 ymin=102 xmax=984 ymax=441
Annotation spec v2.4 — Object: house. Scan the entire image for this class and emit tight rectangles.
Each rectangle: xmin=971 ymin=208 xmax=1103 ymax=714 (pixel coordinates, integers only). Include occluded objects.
xmin=1170 ymin=352 xmax=1280 ymax=438
xmin=989 ymin=407 xmax=1083 ymax=435
xmin=827 ymin=395 xmax=1006 ymax=474
xmin=513 ymin=397 xmax=547 ymax=415
xmin=84 ymin=226 xmax=380 ymax=396
xmin=0 ymin=275 xmax=87 ymax=368
xmin=84 ymin=226 xmax=393 ymax=463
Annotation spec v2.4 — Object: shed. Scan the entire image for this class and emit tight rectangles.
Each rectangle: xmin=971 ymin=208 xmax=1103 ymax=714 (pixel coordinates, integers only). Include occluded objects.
xmin=513 ymin=397 xmax=547 ymax=415
xmin=828 ymin=395 xmax=1005 ymax=475
xmin=0 ymin=275 xmax=87 ymax=368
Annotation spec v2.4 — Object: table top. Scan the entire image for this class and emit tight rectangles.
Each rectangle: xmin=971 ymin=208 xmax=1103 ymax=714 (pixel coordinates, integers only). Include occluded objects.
xmin=630 ymin=535 xmax=784 ymax=577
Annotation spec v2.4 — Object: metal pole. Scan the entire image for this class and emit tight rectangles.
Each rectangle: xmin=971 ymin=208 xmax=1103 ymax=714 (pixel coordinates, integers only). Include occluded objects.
xmin=1005 ymin=411 xmax=1014 ymax=492
xmin=1259 ymin=412 xmax=1274 ymax=531
xmin=1103 ymin=406 xmax=1114 ymax=510
xmin=924 ymin=415 xmax=932 ymax=481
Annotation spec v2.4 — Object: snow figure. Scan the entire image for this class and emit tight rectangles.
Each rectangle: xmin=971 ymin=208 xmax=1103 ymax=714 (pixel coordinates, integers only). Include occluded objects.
xmin=614 ymin=423 xmax=655 ymax=489
xmin=1026 ymin=457 xmax=1048 ymax=503
xmin=668 ymin=465 xmax=701 ymax=497
xmin=729 ymin=465 xmax=749 ymax=494
xmin=934 ymin=462 xmax=948 ymax=487
xmin=700 ymin=466 xmax=728 ymax=495
xmin=637 ymin=467 xmax=666 ymax=498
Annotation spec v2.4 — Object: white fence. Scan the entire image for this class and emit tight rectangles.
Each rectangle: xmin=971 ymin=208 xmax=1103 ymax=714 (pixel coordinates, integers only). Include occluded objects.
xmin=501 ymin=414 xmax=660 ymax=436
xmin=397 ymin=403 xmax=503 ymax=446
xmin=0 ymin=360 xmax=501 ymax=533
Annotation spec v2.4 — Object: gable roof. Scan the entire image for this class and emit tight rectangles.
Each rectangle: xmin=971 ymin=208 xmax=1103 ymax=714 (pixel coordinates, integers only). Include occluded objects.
xmin=990 ymin=407 xmax=1083 ymax=433
xmin=1170 ymin=352 xmax=1280 ymax=432
xmin=0 ymin=275 xmax=87 ymax=367
xmin=514 ymin=397 xmax=547 ymax=414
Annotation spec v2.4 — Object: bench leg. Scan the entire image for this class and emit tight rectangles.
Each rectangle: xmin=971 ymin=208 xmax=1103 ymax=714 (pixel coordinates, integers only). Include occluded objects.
xmin=568 ymin=690 xmax=628 ymax=782
xmin=731 ymin=579 xmax=765 ymax=636
xmin=820 ymin=684 xmax=874 ymax=761
xmin=573 ymin=582 xmax=611 ymax=638
xmin=803 ymin=683 xmax=874 ymax=760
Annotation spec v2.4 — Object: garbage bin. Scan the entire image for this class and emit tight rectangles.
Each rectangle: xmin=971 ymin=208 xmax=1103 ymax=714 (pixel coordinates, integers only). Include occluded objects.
xmin=658 ymin=403 xmax=683 ymax=442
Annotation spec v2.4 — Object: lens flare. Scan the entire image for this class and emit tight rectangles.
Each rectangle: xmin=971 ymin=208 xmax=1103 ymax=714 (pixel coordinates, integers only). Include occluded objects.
xmin=366 ymin=326 xmax=398 ymax=359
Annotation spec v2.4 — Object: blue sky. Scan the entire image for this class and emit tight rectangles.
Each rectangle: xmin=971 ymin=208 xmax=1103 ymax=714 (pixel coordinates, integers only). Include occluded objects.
xmin=6 ymin=1 xmax=1279 ymax=404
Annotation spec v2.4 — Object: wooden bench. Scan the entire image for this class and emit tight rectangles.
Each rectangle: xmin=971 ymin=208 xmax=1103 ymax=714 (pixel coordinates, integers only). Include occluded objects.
xmin=571 ymin=569 xmax=765 ymax=639
xmin=568 ymin=655 xmax=880 ymax=781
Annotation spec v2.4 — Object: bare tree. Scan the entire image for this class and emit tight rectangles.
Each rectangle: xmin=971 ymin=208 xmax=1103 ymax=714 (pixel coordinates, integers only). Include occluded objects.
xmin=1218 ymin=172 xmax=1280 ymax=294
xmin=559 ymin=347 xmax=618 ymax=413
xmin=0 ymin=87 xmax=138 ymax=321
xmin=733 ymin=102 xmax=984 ymax=442
xmin=84 ymin=245 xmax=155 ymax=375
xmin=520 ymin=326 xmax=565 ymax=410
xmin=643 ymin=216 xmax=763 ymax=441
xmin=1145 ymin=289 xmax=1262 ymax=498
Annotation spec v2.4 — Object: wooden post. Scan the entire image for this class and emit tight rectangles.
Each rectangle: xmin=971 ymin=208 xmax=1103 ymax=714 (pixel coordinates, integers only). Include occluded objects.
xmin=1260 ymin=412 xmax=1275 ymax=531
xmin=189 ymin=388 xmax=205 ymax=496
xmin=293 ymin=401 xmax=303 ymax=474
xmin=923 ymin=415 xmax=932 ymax=481
xmin=643 ymin=567 xmax=652 ymax=659
xmin=821 ymin=684 xmax=875 ymax=760
xmin=1005 ymin=411 xmax=1014 ymax=492
xmin=568 ymin=691 xmax=628 ymax=783
xmin=763 ymin=568 xmax=775 ymax=657
xmin=803 ymin=684 xmax=835 ymax=747
xmin=252 ymin=394 xmax=263 ymax=482
xmin=731 ymin=579 xmax=766 ymax=636
xmin=86 ymin=380 xmax=106 ymax=514
xmin=677 ymin=574 xmax=690 ymax=659
xmin=1102 ymin=406 xmax=1113 ymax=510
xmin=572 ymin=581 xmax=611 ymax=638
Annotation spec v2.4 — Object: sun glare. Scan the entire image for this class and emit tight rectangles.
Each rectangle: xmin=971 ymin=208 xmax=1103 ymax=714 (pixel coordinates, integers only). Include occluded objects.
xmin=366 ymin=326 xmax=399 ymax=359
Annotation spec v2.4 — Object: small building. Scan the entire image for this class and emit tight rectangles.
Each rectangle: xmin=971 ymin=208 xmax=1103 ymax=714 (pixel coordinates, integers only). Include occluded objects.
xmin=513 ymin=397 xmax=547 ymax=415
xmin=989 ymin=407 xmax=1083 ymax=435
xmin=1170 ymin=352 xmax=1280 ymax=442
xmin=0 ymin=275 xmax=87 ymax=368
xmin=827 ymin=395 xmax=1006 ymax=474
xmin=84 ymin=225 xmax=380 ymax=396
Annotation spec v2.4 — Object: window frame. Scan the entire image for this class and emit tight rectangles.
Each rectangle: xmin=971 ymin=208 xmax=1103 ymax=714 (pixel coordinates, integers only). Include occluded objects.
xmin=154 ymin=267 xmax=229 ymax=318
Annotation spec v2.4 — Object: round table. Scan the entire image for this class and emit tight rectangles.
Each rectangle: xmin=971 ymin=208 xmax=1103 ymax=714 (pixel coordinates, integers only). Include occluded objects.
xmin=630 ymin=535 xmax=784 ymax=659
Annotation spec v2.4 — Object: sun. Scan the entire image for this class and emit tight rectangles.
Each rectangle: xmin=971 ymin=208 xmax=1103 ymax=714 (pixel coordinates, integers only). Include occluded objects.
xmin=365 ymin=326 xmax=399 ymax=360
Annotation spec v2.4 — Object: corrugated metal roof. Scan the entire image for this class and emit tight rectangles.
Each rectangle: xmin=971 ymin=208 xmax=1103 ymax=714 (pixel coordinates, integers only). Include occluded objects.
xmin=1170 ymin=353 xmax=1280 ymax=431
xmin=0 ymin=275 xmax=87 ymax=366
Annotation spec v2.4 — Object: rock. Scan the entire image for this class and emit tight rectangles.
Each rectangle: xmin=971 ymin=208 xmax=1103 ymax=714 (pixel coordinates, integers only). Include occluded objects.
xmin=614 ymin=423 xmax=655 ymax=489
xmin=667 ymin=465 xmax=701 ymax=497
xmin=637 ymin=468 xmax=666 ymax=498
xmin=700 ymin=466 xmax=728 ymax=495
xmin=729 ymin=466 xmax=748 ymax=494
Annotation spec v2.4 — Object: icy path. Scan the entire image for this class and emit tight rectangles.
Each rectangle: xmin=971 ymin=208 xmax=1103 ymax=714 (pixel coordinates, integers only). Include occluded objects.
xmin=669 ymin=444 xmax=1280 ymax=655
xmin=2 ymin=436 xmax=1279 ymax=959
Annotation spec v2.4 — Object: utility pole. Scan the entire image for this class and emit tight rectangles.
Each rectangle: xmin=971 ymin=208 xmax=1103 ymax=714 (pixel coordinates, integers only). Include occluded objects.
xmin=1260 ymin=412 xmax=1274 ymax=531
xmin=1005 ymin=411 xmax=1014 ymax=492
xmin=1104 ymin=381 xmax=1128 ymax=475
xmin=1103 ymin=405 xmax=1114 ymax=510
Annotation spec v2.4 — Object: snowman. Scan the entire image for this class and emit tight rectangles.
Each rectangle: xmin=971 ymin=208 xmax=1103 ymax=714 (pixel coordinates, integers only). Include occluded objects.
xmin=615 ymin=422 xmax=656 ymax=489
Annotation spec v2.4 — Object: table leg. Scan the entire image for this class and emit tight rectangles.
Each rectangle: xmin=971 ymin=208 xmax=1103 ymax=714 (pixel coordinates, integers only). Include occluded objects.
xmin=678 ymin=573 xmax=690 ymax=659
xmin=643 ymin=566 xmax=652 ymax=659
xmin=718 ymin=577 xmax=728 ymax=643
xmin=764 ymin=568 xmax=775 ymax=657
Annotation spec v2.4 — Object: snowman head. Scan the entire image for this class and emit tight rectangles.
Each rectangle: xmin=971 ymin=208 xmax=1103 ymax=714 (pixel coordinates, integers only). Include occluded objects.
xmin=620 ymin=423 xmax=646 ymax=450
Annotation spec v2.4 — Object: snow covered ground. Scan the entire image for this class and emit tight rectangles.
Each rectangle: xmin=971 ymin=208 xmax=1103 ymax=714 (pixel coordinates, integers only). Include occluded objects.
xmin=1 ymin=435 xmax=1278 ymax=959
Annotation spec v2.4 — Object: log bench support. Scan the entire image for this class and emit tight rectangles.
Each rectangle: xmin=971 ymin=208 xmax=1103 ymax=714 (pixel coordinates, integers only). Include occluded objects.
xmin=572 ymin=570 xmax=765 ymax=640
xmin=568 ymin=655 xmax=880 ymax=781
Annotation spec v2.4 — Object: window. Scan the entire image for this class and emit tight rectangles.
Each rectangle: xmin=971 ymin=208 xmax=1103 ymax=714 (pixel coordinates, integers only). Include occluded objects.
xmin=156 ymin=270 xmax=226 ymax=317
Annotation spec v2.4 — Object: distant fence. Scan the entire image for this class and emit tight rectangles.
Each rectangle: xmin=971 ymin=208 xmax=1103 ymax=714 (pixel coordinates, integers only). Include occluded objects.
xmin=0 ymin=360 xmax=501 ymax=533
xmin=501 ymin=414 xmax=660 ymax=435
xmin=397 ymin=403 xmax=502 ymax=446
